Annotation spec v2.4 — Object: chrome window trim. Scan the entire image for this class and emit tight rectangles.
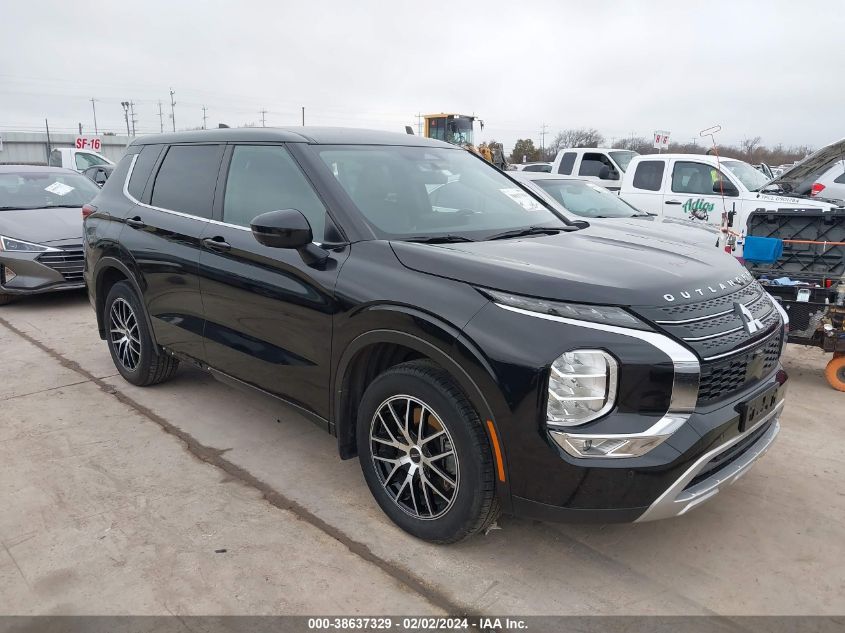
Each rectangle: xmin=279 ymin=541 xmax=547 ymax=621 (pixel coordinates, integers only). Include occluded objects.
xmin=495 ymin=303 xmax=700 ymax=458
xmin=122 ymin=148 xmax=327 ymax=241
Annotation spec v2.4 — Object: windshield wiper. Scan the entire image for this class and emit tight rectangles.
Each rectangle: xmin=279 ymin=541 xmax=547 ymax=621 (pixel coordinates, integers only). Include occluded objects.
xmin=485 ymin=226 xmax=570 ymax=241
xmin=403 ymin=234 xmax=476 ymax=244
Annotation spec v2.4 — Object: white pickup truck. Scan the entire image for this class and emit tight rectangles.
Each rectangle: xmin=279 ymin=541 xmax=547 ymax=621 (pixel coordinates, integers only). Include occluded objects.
xmin=48 ymin=147 xmax=114 ymax=172
xmin=618 ymin=152 xmax=841 ymax=255
xmin=550 ymin=147 xmax=638 ymax=191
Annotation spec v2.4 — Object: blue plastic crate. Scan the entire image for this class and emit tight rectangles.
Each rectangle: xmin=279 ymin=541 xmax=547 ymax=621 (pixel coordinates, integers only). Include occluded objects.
xmin=743 ymin=236 xmax=783 ymax=264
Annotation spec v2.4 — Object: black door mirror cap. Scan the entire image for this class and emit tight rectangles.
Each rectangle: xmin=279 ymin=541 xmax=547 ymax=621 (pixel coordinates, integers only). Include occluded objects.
xmin=712 ymin=181 xmax=739 ymax=196
xmin=251 ymin=208 xmax=313 ymax=249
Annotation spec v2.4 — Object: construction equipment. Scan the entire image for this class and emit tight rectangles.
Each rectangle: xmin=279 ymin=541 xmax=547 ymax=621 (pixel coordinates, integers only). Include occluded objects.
xmin=418 ymin=113 xmax=506 ymax=168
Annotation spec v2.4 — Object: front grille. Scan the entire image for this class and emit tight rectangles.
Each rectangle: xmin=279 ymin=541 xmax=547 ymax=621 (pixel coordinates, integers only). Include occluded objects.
xmin=37 ymin=245 xmax=84 ymax=283
xmin=633 ymin=281 xmax=780 ymax=360
xmin=697 ymin=333 xmax=782 ymax=404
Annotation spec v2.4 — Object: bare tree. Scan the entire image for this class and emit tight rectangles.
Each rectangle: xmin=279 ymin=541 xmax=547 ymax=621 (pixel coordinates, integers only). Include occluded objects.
xmin=550 ymin=128 xmax=606 ymax=153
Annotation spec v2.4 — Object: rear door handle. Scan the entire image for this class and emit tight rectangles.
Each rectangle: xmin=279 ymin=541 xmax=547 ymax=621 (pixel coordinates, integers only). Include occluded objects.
xmin=201 ymin=237 xmax=231 ymax=252
xmin=665 ymin=200 xmax=682 ymax=205
xmin=126 ymin=216 xmax=146 ymax=228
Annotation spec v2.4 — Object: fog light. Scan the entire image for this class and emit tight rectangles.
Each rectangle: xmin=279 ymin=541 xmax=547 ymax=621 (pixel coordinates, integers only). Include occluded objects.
xmin=547 ymin=350 xmax=617 ymax=427
xmin=1 ymin=264 xmax=15 ymax=284
xmin=554 ymin=433 xmax=671 ymax=458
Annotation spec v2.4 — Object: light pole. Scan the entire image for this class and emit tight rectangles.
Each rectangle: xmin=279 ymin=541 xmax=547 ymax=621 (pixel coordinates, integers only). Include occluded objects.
xmin=121 ymin=101 xmax=131 ymax=137
xmin=90 ymin=98 xmax=98 ymax=135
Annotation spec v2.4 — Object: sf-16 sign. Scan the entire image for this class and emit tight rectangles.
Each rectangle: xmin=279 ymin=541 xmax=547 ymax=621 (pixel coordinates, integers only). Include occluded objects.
xmin=75 ymin=136 xmax=102 ymax=151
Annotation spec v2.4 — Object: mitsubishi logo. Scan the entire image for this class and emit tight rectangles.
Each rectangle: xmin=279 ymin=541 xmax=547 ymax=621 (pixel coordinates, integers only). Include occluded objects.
xmin=735 ymin=302 xmax=764 ymax=334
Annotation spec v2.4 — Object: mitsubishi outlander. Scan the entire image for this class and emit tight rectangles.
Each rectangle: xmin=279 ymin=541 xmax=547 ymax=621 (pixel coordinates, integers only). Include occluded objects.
xmin=83 ymin=128 xmax=788 ymax=543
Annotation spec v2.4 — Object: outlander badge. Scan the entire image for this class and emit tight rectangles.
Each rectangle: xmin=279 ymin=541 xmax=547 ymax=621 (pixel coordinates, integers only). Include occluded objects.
xmin=735 ymin=302 xmax=764 ymax=334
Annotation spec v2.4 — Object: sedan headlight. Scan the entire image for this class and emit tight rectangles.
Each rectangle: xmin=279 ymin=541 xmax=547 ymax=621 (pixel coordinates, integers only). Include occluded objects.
xmin=0 ymin=236 xmax=58 ymax=253
xmin=547 ymin=350 xmax=617 ymax=427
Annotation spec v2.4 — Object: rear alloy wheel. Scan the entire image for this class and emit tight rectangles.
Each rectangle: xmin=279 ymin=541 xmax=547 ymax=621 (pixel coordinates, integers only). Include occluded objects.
xmin=104 ymin=281 xmax=179 ymax=386
xmin=357 ymin=361 xmax=499 ymax=543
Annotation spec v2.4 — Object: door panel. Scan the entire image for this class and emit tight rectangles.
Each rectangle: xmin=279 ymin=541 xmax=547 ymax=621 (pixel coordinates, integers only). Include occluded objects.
xmin=664 ymin=160 xmax=736 ymax=228
xmin=198 ymin=143 xmax=347 ymax=419
xmin=120 ymin=207 xmax=209 ymax=360
xmin=199 ymin=225 xmax=347 ymax=418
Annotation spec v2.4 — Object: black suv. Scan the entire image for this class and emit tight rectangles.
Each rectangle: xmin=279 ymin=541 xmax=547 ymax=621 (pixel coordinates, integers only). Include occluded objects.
xmin=84 ymin=128 xmax=788 ymax=543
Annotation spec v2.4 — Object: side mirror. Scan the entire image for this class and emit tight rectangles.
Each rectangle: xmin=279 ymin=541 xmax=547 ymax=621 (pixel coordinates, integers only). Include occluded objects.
xmin=250 ymin=208 xmax=328 ymax=267
xmin=94 ymin=170 xmax=108 ymax=186
xmin=251 ymin=208 xmax=313 ymax=249
xmin=598 ymin=166 xmax=619 ymax=180
xmin=712 ymin=180 xmax=739 ymax=196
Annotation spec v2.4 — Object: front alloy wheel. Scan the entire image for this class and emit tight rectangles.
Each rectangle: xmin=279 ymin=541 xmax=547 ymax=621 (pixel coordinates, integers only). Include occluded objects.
xmin=370 ymin=395 xmax=459 ymax=520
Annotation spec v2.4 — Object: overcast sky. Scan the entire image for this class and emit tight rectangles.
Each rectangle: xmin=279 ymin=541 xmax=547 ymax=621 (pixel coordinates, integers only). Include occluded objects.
xmin=2 ymin=1 xmax=843 ymax=152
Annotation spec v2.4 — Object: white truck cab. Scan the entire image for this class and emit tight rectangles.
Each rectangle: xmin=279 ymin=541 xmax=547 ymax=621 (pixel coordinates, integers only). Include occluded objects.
xmin=619 ymin=153 xmax=840 ymax=255
xmin=48 ymin=148 xmax=114 ymax=172
xmin=551 ymin=147 xmax=638 ymax=191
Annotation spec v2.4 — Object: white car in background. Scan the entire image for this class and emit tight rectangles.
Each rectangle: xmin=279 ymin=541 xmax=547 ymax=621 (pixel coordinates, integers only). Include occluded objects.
xmin=550 ymin=147 xmax=638 ymax=191
xmin=509 ymin=162 xmax=552 ymax=172
xmin=48 ymin=148 xmax=115 ymax=173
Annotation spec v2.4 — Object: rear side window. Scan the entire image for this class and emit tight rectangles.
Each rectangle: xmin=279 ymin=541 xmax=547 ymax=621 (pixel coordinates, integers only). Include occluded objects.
xmin=557 ymin=152 xmax=576 ymax=175
xmin=222 ymin=145 xmax=327 ymax=239
xmin=150 ymin=145 xmax=223 ymax=218
xmin=127 ymin=145 xmax=163 ymax=200
xmin=579 ymin=153 xmax=614 ymax=177
xmin=632 ymin=161 xmax=665 ymax=191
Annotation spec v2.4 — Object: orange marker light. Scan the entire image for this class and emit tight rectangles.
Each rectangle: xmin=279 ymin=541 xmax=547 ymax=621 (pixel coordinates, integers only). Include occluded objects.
xmin=486 ymin=420 xmax=506 ymax=482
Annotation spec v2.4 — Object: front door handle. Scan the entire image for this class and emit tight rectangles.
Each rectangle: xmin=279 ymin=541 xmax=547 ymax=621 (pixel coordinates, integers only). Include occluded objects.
xmin=201 ymin=236 xmax=232 ymax=252
xmin=665 ymin=200 xmax=682 ymax=205
xmin=126 ymin=216 xmax=146 ymax=228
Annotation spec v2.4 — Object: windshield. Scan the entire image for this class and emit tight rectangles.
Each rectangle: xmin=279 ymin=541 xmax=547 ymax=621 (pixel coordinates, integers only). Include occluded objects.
xmin=609 ymin=150 xmax=637 ymax=172
xmin=533 ymin=179 xmax=643 ymax=218
xmin=722 ymin=160 xmax=769 ymax=192
xmin=0 ymin=170 xmax=101 ymax=210
xmin=316 ymin=146 xmax=566 ymax=240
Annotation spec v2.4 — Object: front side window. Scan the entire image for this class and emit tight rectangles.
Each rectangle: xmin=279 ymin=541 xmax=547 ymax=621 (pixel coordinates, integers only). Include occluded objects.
xmin=0 ymin=170 xmax=100 ymax=210
xmin=150 ymin=144 xmax=223 ymax=218
xmin=671 ymin=161 xmax=728 ymax=195
xmin=316 ymin=146 xmax=564 ymax=239
xmin=75 ymin=152 xmax=108 ymax=170
xmin=223 ymin=145 xmax=327 ymax=240
xmin=579 ymin=153 xmax=614 ymax=178
xmin=533 ymin=179 xmax=642 ymax=218
xmin=632 ymin=160 xmax=665 ymax=191
xmin=721 ymin=160 xmax=769 ymax=192
xmin=557 ymin=152 xmax=576 ymax=175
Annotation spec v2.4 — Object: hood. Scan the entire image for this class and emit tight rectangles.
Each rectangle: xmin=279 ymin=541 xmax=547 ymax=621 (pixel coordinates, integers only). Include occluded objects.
xmin=0 ymin=207 xmax=83 ymax=245
xmin=390 ymin=222 xmax=749 ymax=307
xmin=766 ymin=138 xmax=845 ymax=196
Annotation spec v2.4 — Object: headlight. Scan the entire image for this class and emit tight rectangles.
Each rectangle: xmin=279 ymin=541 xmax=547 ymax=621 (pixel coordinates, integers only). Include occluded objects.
xmin=547 ymin=350 xmax=617 ymax=427
xmin=484 ymin=289 xmax=647 ymax=330
xmin=0 ymin=236 xmax=58 ymax=253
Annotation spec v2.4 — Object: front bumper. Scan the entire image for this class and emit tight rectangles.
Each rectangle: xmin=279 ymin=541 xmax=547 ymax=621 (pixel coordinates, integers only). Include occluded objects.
xmin=0 ymin=245 xmax=85 ymax=296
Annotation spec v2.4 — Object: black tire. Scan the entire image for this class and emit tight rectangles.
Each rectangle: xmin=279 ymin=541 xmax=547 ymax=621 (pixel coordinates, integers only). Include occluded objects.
xmin=104 ymin=281 xmax=179 ymax=386
xmin=0 ymin=293 xmax=17 ymax=306
xmin=357 ymin=361 xmax=500 ymax=543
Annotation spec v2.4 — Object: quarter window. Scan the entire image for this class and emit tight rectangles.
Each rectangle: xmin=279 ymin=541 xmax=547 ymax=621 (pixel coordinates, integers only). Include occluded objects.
xmin=557 ymin=152 xmax=576 ymax=175
xmin=127 ymin=145 xmax=163 ymax=200
xmin=223 ymin=145 xmax=327 ymax=240
xmin=150 ymin=145 xmax=223 ymax=218
xmin=833 ymin=170 xmax=845 ymax=184
xmin=671 ymin=161 xmax=728 ymax=195
xmin=632 ymin=160 xmax=665 ymax=191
